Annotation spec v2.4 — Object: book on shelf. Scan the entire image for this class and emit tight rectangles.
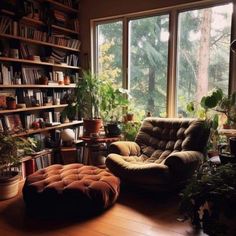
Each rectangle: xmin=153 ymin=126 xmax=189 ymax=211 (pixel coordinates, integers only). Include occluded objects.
xmin=0 ymin=16 xmax=12 ymax=34
xmin=4 ymin=114 xmax=23 ymax=133
xmin=21 ymin=66 xmax=46 ymax=84
xmin=0 ymin=64 xmax=14 ymax=85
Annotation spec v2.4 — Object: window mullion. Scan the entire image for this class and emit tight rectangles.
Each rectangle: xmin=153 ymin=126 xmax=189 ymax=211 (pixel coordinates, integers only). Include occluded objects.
xmin=167 ymin=10 xmax=178 ymax=118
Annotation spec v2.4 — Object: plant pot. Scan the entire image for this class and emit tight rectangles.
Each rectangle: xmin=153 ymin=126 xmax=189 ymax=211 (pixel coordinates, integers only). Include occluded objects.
xmin=104 ymin=123 xmax=121 ymax=137
xmin=6 ymin=100 xmax=16 ymax=110
xmin=229 ymin=137 xmax=236 ymax=156
xmin=83 ymin=118 xmax=102 ymax=137
xmin=64 ymin=76 xmax=70 ymax=85
xmin=207 ymin=150 xmax=219 ymax=158
xmin=0 ymin=171 xmax=20 ymax=200
xmin=126 ymin=113 xmax=134 ymax=121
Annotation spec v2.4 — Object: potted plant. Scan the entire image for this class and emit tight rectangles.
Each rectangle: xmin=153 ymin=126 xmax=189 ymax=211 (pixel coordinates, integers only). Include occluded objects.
xmin=6 ymin=96 xmax=16 ymax=110
xmin=186 ymin=88 xmax=225 ymax=157
xmin=74 ymin=70 xmax=103 ymax=136
xmin=100 ymin=82 xmax=129 ymax=136
xmin=0 ymin=133 xmax=36 ymax=200
xmin=180 ymin=162 xmax=236 ymax=235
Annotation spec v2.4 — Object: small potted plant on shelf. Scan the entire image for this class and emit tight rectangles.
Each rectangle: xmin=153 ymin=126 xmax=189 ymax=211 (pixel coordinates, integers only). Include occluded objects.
xmin=100 ymin=82 xmax=129 ymax=137
xmin=0 ymin=133 xmax=36 ymax=200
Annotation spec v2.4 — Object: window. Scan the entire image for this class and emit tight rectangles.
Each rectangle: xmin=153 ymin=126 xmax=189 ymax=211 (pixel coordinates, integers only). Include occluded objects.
xmin=176 ymin=4 xmax=233 ymax=117
xmin=96 ymin=21 xmax=123 ymax=88
xmin=128 ymin=15 xmax=169 ymax=117
xmin=92 ymin=1 xmax=234 ymax=118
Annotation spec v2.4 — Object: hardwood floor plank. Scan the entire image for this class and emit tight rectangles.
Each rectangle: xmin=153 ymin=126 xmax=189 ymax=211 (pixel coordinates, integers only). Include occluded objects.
xmin=0 ymin=183 xmax=203 ymax=236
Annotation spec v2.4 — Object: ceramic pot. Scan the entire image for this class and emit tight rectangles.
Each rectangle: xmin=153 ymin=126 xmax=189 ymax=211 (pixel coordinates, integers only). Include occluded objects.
xmin=0 ymin=171 xmax=20 ymax=200
xmin=104 ymin=123 xmax=121 ymax=137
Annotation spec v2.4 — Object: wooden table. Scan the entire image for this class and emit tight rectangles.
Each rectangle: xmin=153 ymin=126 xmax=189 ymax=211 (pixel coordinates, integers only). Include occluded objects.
xmin=80 ymin=136 xmax=120 ymax=166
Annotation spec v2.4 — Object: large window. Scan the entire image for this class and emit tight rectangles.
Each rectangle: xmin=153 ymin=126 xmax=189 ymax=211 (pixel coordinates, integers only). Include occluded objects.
xmin=96 ymin=21 xmax=123 ymax=88
xmin=128 ymin=15 xmax=169 ymax=117
xmin=177 ymin=4 xmax=233 ymax=116
xmin=93 ymin=1 xmax=234 ymax=118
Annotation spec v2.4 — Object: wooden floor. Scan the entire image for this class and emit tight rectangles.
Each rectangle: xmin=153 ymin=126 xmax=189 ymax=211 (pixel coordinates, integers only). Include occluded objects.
xmin=0 ymin=182 xmax=207 ymax=236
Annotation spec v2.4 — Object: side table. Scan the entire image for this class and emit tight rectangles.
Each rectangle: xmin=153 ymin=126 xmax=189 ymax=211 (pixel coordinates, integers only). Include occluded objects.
xmin=80 ymin=136 xmax=120 ymax=166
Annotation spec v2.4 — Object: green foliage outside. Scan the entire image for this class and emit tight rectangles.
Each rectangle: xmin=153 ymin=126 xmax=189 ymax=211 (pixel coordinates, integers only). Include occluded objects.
xmin=97 ymin=4 xmax=232 ymax=119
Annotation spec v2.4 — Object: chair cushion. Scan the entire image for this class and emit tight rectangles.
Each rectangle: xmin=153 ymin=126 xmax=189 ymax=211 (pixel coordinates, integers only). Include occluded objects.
xmin=135 ymin=118 xmax=209 ymax=163
xmin=23 ymin=164 xmax=120 ymax=216
xmin=106 ymin=154 xmax=170 ymax=186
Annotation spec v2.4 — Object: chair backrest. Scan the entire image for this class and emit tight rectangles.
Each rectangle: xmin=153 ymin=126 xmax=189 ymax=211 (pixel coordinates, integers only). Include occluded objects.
xmin=135 ymin=118 xmax=210 ymax=163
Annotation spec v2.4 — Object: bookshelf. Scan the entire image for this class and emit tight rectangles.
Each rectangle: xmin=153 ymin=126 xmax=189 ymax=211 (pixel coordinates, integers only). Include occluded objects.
xmin=0 ymin=0 xmax=82 ymax=177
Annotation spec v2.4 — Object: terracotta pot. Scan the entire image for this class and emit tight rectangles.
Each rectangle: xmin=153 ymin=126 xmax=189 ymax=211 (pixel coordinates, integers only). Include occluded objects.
xmin=126 ymin=113 xmax=134 ymax=121
xmin=83 ymin=118 xmax=102 ymax=137
xmin=64 ymin=76 xmax=71 ymax=85
xmin=0 ymin=171 xmax=20 ymax=200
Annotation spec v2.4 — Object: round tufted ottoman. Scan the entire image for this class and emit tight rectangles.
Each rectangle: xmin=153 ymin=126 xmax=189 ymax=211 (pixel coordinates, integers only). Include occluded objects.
xmin=22 ymin=163 xmax=120 ymax=217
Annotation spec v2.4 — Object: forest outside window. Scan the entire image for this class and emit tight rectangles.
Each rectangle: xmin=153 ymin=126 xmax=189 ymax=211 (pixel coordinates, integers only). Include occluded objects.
xmin=176 ymin=3 xmax=233 ymax=117
xmin=93 ymin=1 xmax=234 ymax=118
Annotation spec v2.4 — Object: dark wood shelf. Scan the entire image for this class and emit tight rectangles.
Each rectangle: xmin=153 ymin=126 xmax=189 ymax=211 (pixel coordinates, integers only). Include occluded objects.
xmin=0 ymin=33 xmax=79 ymax=52
xmin=0 ymin=104 xmax=68 ymax=114
xmin=0 ymin=57 xmax=80 ymax=69
xmin=0 ymin=84 xmax=76 ymax=88
xmin=13 ymin=120 xmax=83 ymax=137
xmin=0 ymin=9 xmax=78 ymax=35
xmin=39 ymin=0 xmax=78 ymax=13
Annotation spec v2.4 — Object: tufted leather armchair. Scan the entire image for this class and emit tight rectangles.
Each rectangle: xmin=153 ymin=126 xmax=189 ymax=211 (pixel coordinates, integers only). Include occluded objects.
xmin=106 ymin=118 xmax=210 ymax=191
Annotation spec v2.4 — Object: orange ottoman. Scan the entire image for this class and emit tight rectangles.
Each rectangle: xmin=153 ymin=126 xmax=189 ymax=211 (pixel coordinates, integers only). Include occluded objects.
xmin=23 ymin=164 xmax=120 ymax=217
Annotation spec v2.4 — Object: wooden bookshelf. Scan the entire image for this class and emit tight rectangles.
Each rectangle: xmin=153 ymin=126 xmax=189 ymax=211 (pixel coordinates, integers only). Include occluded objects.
xmin=0 ymin=84 xmax=76 ymax=88
xmin=0 ymin=33 xmax=79 ymax=52
xmin=0 ymin=0 xmax=81 ymax=171
xmin=39 ymin=0 xmax=78 ymax=13
xmin=14 ymin=120 xmax=83 ymax=137
xmin=0 ymin=104 xmax=68 ymax=114
xmin=1 ymin=9 xmax=78 ymax=35
xmin=0 ymin=57 xmax=80 ymax=69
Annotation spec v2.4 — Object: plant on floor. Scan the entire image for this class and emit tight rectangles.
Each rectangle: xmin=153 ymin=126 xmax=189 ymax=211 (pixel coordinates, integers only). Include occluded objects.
xmin=179 ymin=162 xmax=236 ymax=235
xmin=0 ymin=133 xmax=36 ymax=177
xmin=0 ymin=133 xmax=36 ymax=200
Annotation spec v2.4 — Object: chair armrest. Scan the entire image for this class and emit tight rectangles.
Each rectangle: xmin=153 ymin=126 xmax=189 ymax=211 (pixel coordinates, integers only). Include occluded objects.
xmin=164 ymin=151 xmax=204 ymax=179
xmin=108 ymin=141 xmax=141 ymax=156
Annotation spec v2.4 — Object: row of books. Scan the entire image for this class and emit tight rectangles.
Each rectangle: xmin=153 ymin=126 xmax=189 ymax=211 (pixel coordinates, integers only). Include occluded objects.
xmin=66 ymin=54 xmax=79 ymax=66
xmin=0 ymin=64 xmax=13 ymax=85
xmin=21 ymin=149 xmax=53 ymax=178
xmin=19 ymin=89 xmax=48 ymax=107
xmin=22 ymin=66 xmax=45 ymax=84
xmin=18 ymin=24 xmax=81 ymax=50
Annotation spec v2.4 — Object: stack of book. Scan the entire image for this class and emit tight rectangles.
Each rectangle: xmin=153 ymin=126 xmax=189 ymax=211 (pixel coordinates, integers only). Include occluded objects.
xmin=66 ymin=54 xmax=79 ymax=66
xmin=0 ymin=64 xmax=13 ymax=85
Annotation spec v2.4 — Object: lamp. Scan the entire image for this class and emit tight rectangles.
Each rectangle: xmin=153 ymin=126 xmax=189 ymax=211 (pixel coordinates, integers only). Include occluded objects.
xmin=230 ymin=39 xmax=236 ymax=53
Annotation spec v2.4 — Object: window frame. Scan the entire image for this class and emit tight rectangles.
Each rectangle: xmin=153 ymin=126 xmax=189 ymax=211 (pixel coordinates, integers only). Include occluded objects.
xmin=91 ymin=0 xmax=235 ymax=117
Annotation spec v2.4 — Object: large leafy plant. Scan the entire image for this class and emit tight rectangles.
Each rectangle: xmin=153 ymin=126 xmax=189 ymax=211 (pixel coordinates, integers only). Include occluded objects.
xmin=0 ymin=133 xmax=36 ymax=177
xmin=100 ymin=82 xmax=129 ymax=123
xmin=180 ymin=162 xmax=236 ymax=235
xmin=74 ymin=70 xmax=102 ymax=119
xmin=186 ymin=88 xmax=230 ymax=152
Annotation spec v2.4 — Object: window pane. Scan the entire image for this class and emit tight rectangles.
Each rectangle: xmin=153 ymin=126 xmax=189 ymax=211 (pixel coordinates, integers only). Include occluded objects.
xmin=96 ymin=21 xmax=123 ymax=88
xmin=128 ymin=15 xmax=169 ymax=117
xmin=177 ymin=4 xmax=233 ymax=117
